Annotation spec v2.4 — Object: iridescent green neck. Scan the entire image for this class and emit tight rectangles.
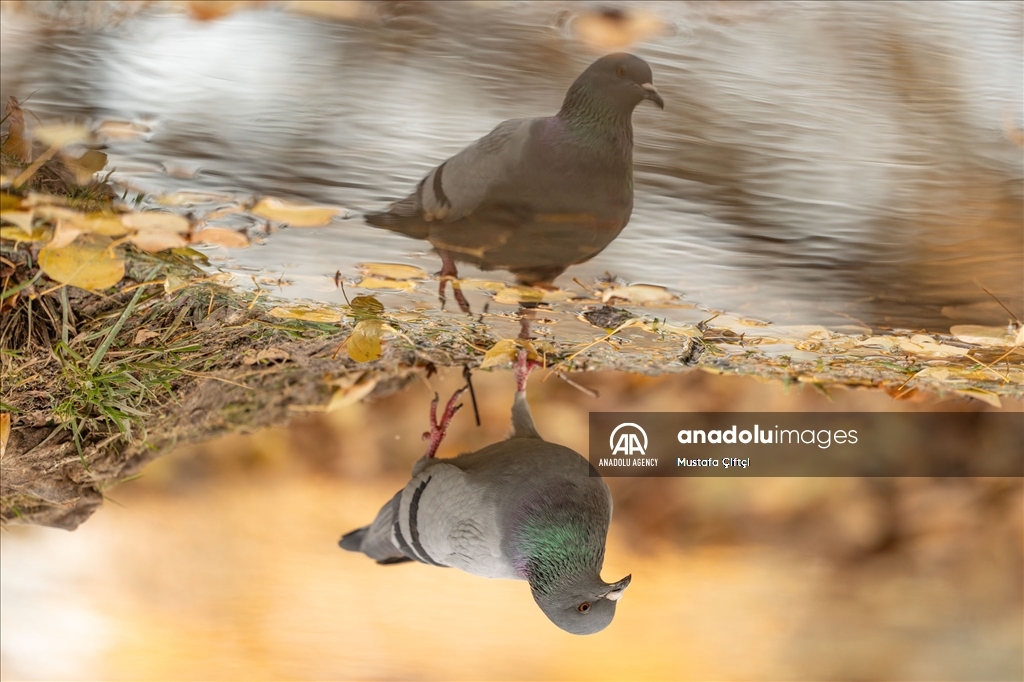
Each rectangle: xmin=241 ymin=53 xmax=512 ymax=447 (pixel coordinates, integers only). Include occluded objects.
xmin=516 ymin=509 xmax=605 ymax=596
xmin=557 ymin=82 xmax=634 ymax=151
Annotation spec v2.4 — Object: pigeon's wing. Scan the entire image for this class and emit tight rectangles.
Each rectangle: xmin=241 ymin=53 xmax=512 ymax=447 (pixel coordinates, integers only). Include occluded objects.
xmin=368 ymin=117 xmax=536 ymax=226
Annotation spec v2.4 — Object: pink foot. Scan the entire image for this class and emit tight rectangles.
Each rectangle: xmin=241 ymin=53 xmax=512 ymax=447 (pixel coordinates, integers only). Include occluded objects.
xmin=422 ymin=386 xmax=467 ymax=458
xmin=514 ymin=349 xmax=541 ymax=394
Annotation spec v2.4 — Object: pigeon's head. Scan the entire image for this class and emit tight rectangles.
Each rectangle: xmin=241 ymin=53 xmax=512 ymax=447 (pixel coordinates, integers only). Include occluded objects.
xmin=533 ymin=573 xmax=632 ymax=635
xmin=563 ymin=53 xmax=663 ymax=117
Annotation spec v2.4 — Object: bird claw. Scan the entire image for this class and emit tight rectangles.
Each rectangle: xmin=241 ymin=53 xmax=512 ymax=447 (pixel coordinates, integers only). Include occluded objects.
xmin=422 ymin=386 xmax=467 ymax=458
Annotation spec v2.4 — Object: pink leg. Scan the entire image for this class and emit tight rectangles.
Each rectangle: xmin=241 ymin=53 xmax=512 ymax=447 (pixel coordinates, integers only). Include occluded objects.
xmin=436 ymin=250 xmax=470 ymax=313
xmin=422 ymin=386 xmax=467 ymax=458
xmin=514 ymin=348 xmax=541 ymax=394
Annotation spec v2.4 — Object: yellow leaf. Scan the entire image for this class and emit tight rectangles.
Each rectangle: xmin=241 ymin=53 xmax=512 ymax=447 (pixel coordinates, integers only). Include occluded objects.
xmin=458 ymin=279 xmax=509 ymax=292
xmin=65 ymin=212 xmax=130 ymax=237
xmin=48 ymin=221 xmax=82 ymax=249
xmin=0 ymin=209 xmax=34 ymax=232
xmin=326 ymin=376 xmax=379 ymax=412
xmin=358 ymin=262 xmax=429 ymax=280
xmin=96 ymin=120 xmax=151 ymax=141
xmin=251 ymin=197 xmax=341 ymax=227
xmin=356 ymin=276 xmax=416 ymax=291
xmin=268 ymin=306 xmax=342 ymax=323
xmin=600 ymin=284 xmax=675 ymax=304
xmin=950 ymin=325 xmax=1019 ymax=349
xmin=348 ymin=319 xmax=384 ymax=362
xmin=0 ymin=411 xmax=9 ymax=460
xmin=129 ymin=228 xmax=188 ymax=252
xmin=953 ymin=388 xmax=1002 ymax=409
xmin=38 ymin=236 xmax=125 ymax=290
xmin=157 ymin=191 xmax=230 ymax=207
xmin=479 ymin=339 xmax=519 ymax=369
xmin=121 ymin=211 xmax=191 ymax=233
xmin=32 ymin=123 xmax=91 ymax=148
xmin=896 ymin=335 xmax=970 ymax=358
xmin=492 ymin=286 xmax=573 ymax=304
xmin=59 ymin=149 xmax=108 ymax=185
xmin=0 ymin=225 xmax=48 ymax=243
xmin=192 ymin=227 xmax=250 ymax=248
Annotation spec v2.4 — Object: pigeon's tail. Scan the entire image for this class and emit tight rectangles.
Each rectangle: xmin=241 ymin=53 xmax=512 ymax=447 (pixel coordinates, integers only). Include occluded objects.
xmin=338 ymin=527 xmax=368 ymax=552
xmin=338 ymin=491 xmax=412 ymax=565
xmin=365 ymin=195 xmax=432 ymax=240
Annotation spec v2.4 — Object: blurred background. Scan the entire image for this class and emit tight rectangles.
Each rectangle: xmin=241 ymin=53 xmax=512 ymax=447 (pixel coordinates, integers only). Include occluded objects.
xmin=1 ymin=1 xmax=1022 ymax=680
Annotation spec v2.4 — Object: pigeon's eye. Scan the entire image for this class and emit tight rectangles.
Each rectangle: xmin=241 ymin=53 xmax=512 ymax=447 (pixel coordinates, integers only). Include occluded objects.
xmin=578 ymin=602 xmax=591 ymax=613
xmin=615 ymin=65 xmax=627 ymax=79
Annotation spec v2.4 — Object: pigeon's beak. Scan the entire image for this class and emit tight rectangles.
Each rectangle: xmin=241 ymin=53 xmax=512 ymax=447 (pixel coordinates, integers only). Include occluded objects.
xmin=640 ymin=83 xmax=664 ymax=109
xmin=603 ymin=574 xmax=632 ymax=601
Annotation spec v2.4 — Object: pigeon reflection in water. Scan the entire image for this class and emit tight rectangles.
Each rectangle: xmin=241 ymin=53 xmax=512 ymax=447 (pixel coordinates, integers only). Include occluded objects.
xmin=339 ymin=351 xmax=630 ymax=635
xmin=366 ymin=53 xmax=663 ymax=310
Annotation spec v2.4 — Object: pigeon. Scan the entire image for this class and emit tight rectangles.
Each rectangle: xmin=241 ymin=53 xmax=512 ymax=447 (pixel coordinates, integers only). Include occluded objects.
xmin=339 ymin=350 xmax=631 ymax=635
xmin=366 ymin=53 xmax=663 ymax=309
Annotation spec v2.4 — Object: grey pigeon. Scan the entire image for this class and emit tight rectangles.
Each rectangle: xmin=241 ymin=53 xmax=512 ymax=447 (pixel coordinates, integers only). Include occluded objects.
xmin=366 ymin=53 xmax=662 ymax=308
xmin=339 ymin=350 xmax=631 ymax=635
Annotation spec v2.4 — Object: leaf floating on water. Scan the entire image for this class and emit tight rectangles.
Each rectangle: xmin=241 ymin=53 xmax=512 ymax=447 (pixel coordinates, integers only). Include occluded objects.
xmin=492 ymin=286 xmax=573 ymax=304
xmin=896 ymin=334 xmax=970 ymax=358
xmin=949 ymin=325 xmax=1020 ymax=349
xmin=600 ymin=284 xmax=675 ymax=305
xmin=358 ymin=262 xmax=429 ymax=281
xmin=96 ymin=119 xmax=151 ymax=141
xmin=457 ymin=279 xmax=508 ymax=293
xmin=251 ymin=197 xmax=341 ymax=227
xmin=65 ymin=212 xmax=130 ymax=237
xmin=32 ymin=123 xmax=91 ymax=148
xmin=39 ymin=236 xmax=125 ymax=290
xmin=158 ymin=191 xmax=231 ymax=207
xmin=348 ymin=319 xmax=384 ymax=362
xmin=479 ymin=339 xmax=520 ymax=369
xmin=356 ymin=277 xmax=416 ymax=292
xmin=121 ymin=211 xmax=191 ymax=233
xmin=268 ymin=306 xmax=342 ymax=323
xmin=130 ymin=228 xmax=189 ymax=252
xmin=192 ymin=227 xmax=250 ymax=248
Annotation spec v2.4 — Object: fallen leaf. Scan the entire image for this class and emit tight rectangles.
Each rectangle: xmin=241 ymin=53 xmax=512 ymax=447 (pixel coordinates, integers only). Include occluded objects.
xmin=349 ymin=295 xmax=384 ymax=320
xmin=950 ymin=324 xmax=1020 ymax=349
xmin=133 ymin=329 xmax=159 ymax=345
xmin=268 ymin=306 xmax=343 ymax=323
xmin=953 ymin=388 xmax=1002 ymax=409
xmin=896 ymin=334 xmax=970 ymax=358
xmin=121 ymin=211 xmax=191 ymax=233
xmin=59 ymin=149 xmax=108 ymax=185
xmin=326 ymin=376 xmax=379 ymax=412
xmin=38 ymin=236 xmax=125 ymax=290
xmin=129 ymin=228 xmax=189 ymax=252
xmin=96 ymin=120 xmax=152 ymax=141
xmin=251 ymin=197 xmax=341 ymax=227
xmin=157 ymin=191 xmax=230 ymax=207
xmin=2 ymin=96 xmax=31 ymax=162
xmin=0 ymin=225 xmax=48 ymax=243
xmin=32 ymin=123 xmax=91 ymax=148
xmin=458 ymin=279 xmax=509 ymax=292
xmin=192 ymin=227 xmax=250 ymax=248
xmin=358 ymin=262 xmax=429 ymax=280
xmin=348 ymin=319 xmax=384 ymax=362
xmin=479 ymin=339 xmax=519 ymax=369
xmin=356 ymin=276 xmax=416 ymax=291
xmin=0 ymin=210 xmax=35 ymax=232
xmin=492 ymin=286 xmax=573 ymax=304
xmin=65 ymin=212 xmax=130 ymax=237
xmin=48 ymin=221 xmax=82 ymax=249
xmin=600 ymin=284 xmax=675 ymax=304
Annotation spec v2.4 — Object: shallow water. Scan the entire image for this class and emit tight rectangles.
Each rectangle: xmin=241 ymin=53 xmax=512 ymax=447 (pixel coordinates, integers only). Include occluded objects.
xmin=2 ymin=1 xmax=1021 ymax=330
